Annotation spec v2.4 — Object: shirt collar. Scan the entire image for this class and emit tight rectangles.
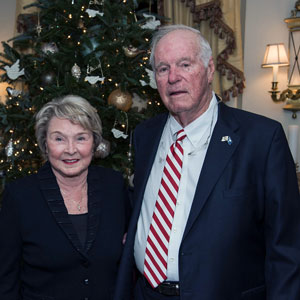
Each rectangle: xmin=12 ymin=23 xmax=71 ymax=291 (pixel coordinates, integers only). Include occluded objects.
xmin=168 ymin=93 xmax=218 ymax=147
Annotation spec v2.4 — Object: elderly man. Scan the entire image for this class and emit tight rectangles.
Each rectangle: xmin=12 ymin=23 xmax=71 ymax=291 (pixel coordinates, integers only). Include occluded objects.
xmin=114 ymin=24 xmax=300 ymax=300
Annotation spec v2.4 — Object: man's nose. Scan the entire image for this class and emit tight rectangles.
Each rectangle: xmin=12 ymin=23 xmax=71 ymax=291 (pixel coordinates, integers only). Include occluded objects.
xmin=168 ymin=67 xmax=181 ymax=84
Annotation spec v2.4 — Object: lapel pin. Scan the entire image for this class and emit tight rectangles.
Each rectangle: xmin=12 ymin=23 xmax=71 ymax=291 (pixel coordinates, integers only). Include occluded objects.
xmin=221 ymin=136 xmax=233 ymax=145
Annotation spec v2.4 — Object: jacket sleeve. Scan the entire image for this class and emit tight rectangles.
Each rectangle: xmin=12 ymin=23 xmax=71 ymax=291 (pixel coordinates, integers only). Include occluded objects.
xmin=264 ymin=124 xmax=300 ymax=299
xmin=0 ymin=185 xmax=22 ymax=299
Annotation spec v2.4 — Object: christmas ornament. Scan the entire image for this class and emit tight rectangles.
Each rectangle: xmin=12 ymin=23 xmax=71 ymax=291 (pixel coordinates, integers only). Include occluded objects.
xmin=41 ymin=71 xmax=56 ymax=86
xmin=4 ymin=59 xmax=25 ymax=80
xmin=131 ymin=93 xmax=148 ymax=112
xmin=123 ymin=46 xmax=144 ymax=58
xmin=94 ymin=138 xmax=110 ymax=158
xmin=141 ymin=13 xmax=161 ymax=30
xmin=85 ymin=8 xmax=104 ymax=18
xmin=85 ymin=75 xmax=105 ymax=84
xmin=111 ymin=112 xmax=129 ymax=139
xmin=87 ymin=61 xmax=103 ymax=74
xmin=140 ymin=68 xmax=157 ymax=89
xmin=108 ymin=89 xmax=132 ymax=112
xmin=36 ymin=12 xmax=42 ymax=36
xmin=111 ymin=128 xmax=128 ymax=139
xmin=6 ymin=87 xmax=22 ymax=97
xmin=41 ymin=42 xmax=58 ymax=55
xmin=71 ymin=63 xmax=81 ymax=80
xmin=5 ymin=139 xmax=13 ymax=158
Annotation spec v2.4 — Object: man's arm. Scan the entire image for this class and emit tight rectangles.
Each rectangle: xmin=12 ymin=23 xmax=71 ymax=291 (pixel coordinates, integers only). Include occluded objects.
xmin=264 ymin=124 xmax=300 ymax=299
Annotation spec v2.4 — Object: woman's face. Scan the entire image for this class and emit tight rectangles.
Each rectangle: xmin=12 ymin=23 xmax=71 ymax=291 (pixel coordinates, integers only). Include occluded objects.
xmin=46 ymin=117 xmax=94 ymax=178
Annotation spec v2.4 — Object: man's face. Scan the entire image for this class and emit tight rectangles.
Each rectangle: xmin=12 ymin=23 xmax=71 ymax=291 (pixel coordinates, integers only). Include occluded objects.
xmin=154 ymin=30 xmax=215 ymax=127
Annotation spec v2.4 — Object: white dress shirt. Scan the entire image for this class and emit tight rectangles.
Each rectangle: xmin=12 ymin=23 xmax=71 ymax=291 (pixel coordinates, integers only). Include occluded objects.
xmin=134 ymin=93 xmax=219 ymax=281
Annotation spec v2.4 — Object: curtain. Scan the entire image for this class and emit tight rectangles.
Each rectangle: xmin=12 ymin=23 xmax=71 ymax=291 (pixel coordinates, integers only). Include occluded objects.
xmin=158 ymin=0 xmax=244 ymax=102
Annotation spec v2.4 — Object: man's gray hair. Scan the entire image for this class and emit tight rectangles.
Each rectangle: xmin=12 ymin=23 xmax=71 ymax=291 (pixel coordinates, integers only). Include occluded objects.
xmin=149 ymin=24 xmax=212 ymax=71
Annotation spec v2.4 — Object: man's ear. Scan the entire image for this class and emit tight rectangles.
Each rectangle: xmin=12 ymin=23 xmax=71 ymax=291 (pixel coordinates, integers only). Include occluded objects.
xmin=207 ymin=57 xmax=215 ymax=84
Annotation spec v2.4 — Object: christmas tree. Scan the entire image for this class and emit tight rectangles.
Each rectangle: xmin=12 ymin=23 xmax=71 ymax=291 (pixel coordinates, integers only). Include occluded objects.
xmin=0 ymin=0 xmax=165 ymax=193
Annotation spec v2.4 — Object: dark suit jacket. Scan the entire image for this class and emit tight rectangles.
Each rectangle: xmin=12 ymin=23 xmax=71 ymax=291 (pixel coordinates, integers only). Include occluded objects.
xmin=114 ymin=102 xmax=300 ymax=300
xmin=0 ymin=162 xmax=128 ymax=300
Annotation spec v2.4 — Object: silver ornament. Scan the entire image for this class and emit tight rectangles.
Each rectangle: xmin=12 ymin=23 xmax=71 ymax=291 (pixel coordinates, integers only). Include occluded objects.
xmin=95 ymin=139 xmax=110 ymax=158
xmin=41 ymin=42 xmax=59 ymax=55
xmin=71 ymin=63 xmax=81 ymax=80
xmin=5 ymin=139 xmax=13 ymax=158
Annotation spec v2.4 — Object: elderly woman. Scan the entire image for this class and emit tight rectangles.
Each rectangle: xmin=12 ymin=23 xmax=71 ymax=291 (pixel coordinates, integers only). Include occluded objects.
xmin=0 ymin=95 xmax=128 ymax=300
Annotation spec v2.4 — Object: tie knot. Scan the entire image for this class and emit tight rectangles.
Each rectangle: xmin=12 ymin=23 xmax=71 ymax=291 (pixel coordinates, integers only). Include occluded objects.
xmin=176 ymin=129 xmax=186 ymax=142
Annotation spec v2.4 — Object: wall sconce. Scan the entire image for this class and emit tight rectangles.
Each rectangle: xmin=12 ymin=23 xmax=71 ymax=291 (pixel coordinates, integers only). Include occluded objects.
xmin=261 ymin=43 xmax=289 ymax=101
xmin=262 ymin=1 xmax=300 ymax=118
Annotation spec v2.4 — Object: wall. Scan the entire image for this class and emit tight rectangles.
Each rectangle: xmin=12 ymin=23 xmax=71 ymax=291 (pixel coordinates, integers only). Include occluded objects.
xmin=0 ymin=1 xmax=16 ymax=102
xmin=243 ymin=0 xmax=300 ymax=166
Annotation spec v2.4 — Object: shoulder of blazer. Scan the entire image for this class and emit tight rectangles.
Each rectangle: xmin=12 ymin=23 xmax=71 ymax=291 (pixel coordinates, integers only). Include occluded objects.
xmin=87 ymin=164 xmax=125 ymax=186
xmin=135 ymin=113 xmax=168 ymax=135
xmin=218 ymin=102 xmax=282 ymax=133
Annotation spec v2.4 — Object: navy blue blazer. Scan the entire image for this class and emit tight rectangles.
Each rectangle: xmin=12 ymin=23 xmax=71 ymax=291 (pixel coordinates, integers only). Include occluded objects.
xmin=114 ymin=102 xmax=300 ymax=300
xmin=0 ymin=162 xmax=128 ymax=300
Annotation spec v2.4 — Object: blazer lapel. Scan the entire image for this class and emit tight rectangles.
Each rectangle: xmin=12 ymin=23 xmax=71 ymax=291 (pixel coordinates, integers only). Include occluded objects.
xmin=132 ymin=114 xmax=168 ymax=218
xmin=182 ymin=102 xmax=241 ymax=240
xmin=85 ymin=168 xmax=102 ymax=253
xmin=38 ymin=163 xmax=101 ymax=258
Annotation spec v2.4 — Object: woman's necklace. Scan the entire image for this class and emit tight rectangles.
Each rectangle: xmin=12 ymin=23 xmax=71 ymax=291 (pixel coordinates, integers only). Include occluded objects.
xmin=60 ymin=183 xmax=87 ymax=212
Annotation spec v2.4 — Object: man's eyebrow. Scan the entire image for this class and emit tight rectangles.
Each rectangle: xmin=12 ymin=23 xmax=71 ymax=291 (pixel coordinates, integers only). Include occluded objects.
xmin=155 ymin=62 xmax=169 ymax=69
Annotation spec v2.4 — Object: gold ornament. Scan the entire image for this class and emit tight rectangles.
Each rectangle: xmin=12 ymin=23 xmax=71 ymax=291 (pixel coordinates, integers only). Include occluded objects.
xmin=108 ymin=89 xmax=132 ymax=111
xmin=123 ymin=46 xmax=144 ymax=58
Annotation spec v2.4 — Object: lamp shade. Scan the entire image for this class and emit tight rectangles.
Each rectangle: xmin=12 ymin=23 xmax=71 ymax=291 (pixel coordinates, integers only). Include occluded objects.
xmin=261 ymin=43 xmax=289 ymax=67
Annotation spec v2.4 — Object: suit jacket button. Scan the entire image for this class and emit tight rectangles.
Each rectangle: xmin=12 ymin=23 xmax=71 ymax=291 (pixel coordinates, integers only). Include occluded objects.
xmin=84 ymin=278 xmax=89 ymax=285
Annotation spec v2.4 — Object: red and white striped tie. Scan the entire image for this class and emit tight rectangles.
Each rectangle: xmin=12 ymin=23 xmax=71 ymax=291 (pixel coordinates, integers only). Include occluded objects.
xmin=143 ymin=129 xmax=186 ymax=288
